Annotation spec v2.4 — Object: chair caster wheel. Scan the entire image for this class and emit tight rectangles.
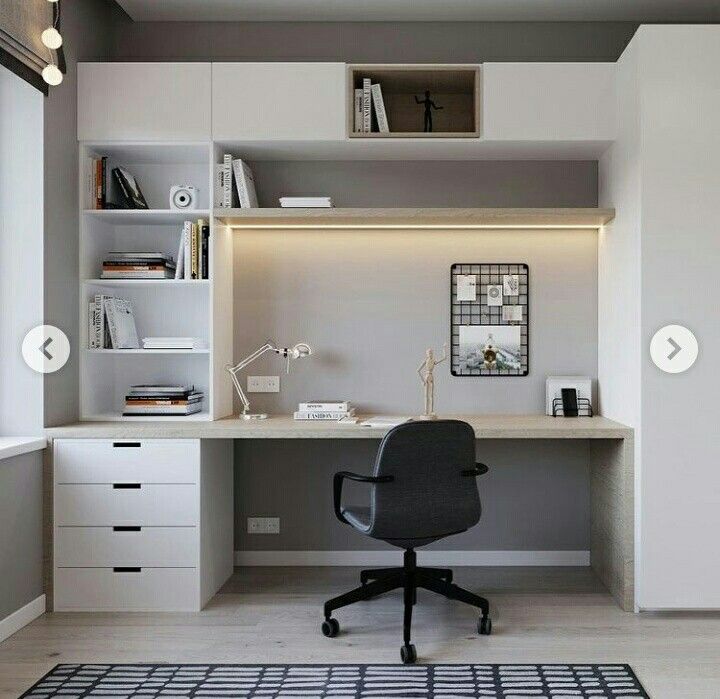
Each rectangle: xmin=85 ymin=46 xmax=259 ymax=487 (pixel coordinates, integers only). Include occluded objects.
xmin=321 ymin=618 xmax=340 ymax=638
xmin=400 ymin=643 xmax=417 ymax=664
xmin=478 ymin=616 xmax=492 ymax=635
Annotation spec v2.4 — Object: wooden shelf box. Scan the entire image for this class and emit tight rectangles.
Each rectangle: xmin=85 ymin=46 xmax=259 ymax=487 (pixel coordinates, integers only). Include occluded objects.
xmin=348 ymin=65 xmax=481 ymax=138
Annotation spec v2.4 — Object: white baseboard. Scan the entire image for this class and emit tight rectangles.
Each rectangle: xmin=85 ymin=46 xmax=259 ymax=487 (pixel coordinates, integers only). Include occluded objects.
xmin=0 ymin=594 xmax=45 ymax=643
xmin=234 ymin=550 xmax=590 ymax=567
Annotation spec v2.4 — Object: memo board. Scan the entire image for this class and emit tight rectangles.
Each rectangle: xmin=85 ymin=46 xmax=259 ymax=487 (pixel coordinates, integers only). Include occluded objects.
xmin=451 ymin=263 xmax=529 ymax=376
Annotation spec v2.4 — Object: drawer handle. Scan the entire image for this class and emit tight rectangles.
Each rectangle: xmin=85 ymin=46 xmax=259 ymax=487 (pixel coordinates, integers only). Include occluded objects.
xmin=113 ymin=526 xmax=141 ymax=532
xmin=113 ymin=567 xmax=141 ymax=573
xmin=113 ymin=442 xmax=141 ymax=448
xmin=113 ymin=483 xmax=141 ymax=489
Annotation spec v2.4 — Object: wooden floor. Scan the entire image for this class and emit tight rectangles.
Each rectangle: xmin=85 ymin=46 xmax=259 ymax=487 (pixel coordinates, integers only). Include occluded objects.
xmin=2 ymin=567 xmax=720 ymax=698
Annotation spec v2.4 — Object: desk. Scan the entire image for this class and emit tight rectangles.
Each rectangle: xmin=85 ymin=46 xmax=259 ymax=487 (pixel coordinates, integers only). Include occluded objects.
xmin=45 ymin=415 xmax=634 ymax=611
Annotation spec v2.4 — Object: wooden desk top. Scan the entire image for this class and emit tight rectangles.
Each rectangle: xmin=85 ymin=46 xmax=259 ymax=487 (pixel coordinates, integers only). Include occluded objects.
xmin=46 ymin=415 xmax=632 ymax=440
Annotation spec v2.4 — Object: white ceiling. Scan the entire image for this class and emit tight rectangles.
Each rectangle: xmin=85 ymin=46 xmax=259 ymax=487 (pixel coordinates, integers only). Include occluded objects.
xmin=115 ymin=0 xmax=720 ymax=23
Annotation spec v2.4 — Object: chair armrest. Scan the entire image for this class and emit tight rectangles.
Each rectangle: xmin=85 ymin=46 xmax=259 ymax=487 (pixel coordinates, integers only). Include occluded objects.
xmin=462 ymin=462 xmax=489 ymax=477
xmin=333 ymin=471 xmax=393 ymax=525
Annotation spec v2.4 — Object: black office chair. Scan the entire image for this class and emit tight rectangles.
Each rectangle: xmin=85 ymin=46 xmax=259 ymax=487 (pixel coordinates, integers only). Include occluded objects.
xmin=321 ymin=419 xmax=491 ymax=664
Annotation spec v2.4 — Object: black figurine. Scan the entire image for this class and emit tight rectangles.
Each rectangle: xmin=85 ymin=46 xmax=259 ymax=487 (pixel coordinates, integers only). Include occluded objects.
xmin=414 ymin=90 xmax=443 ymax=132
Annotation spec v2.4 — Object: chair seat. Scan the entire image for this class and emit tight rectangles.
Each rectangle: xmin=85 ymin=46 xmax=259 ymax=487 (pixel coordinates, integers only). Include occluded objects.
xmin=341 ymin=506 xmax=372 ymax=532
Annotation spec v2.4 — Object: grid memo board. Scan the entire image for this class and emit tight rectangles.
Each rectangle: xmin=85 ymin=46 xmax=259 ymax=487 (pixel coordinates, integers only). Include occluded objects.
xmin=451 ymin=263 xmax=529 ymax=377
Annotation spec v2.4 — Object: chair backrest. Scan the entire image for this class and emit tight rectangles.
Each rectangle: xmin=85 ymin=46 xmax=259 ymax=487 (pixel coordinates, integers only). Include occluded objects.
xmin=368 ymin=420 xmax=481 ymax=541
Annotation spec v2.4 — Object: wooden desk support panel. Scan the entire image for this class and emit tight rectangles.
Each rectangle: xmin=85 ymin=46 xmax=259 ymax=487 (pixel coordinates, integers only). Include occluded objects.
xmin=45 ymin=415 xmax=634 ymax=611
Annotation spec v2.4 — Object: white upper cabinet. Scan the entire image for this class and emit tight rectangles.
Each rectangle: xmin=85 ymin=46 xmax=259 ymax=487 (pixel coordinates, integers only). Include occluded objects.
xmin=212 ymin=63 xmax=346 ymax=140
xmin=78 ymin=63 xmax=212 ymax=141
xmin=483 ymin=63 xmax=617 ymax=141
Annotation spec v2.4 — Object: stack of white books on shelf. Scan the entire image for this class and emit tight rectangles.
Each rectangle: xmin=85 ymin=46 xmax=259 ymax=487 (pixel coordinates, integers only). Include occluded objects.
xmin=123 ymin=384 xmax=204 ymax=417
xmin=142 ymin=337 xmax=208 ymax=350
xmin=215 ymin=156 xmax=258 ymax=208
xmin=353 ymin=79 xmax=389 ymax=133
xmin=279 ymin=197 xmax=334 ymax=208
xmin=294 ymin=400 xmax=355 ymax=421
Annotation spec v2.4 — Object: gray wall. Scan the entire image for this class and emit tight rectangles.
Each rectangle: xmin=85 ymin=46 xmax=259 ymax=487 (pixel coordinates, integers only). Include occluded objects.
xmin=43 ymin=0 xmax=122 ymax=427
xmin=235 ymin=439 xmax=590 ymax=552
xmin=234 ymin=227 xmax=598 ymax=416
xmin=0 ymin=452 xmax=44 ymax=620
xmin=251 ymin=160 xmax=597 ymax=208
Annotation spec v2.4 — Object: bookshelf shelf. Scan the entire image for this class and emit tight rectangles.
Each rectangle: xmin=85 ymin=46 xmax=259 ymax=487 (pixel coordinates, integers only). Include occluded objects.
xmin=214 ymin=207 xmax=615 ymax=229
xmin=83 ymin=279 xmax=211 ymax=287
xmin=84 ymin=349 xmax=210 ymax=355
xmin=83 ymin=209 xmax=211 ymax=225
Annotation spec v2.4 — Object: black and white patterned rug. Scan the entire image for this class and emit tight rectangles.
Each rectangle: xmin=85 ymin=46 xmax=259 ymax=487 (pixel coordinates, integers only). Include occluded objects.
xmin=21 ymin=664 xmax=649 ymax=698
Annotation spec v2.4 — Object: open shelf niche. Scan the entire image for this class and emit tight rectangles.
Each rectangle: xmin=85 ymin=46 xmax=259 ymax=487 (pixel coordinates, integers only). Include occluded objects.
xmin=348 ymin=65 xmax=481 ymax=138
xmin=78 ymin=141 xmax=234 ymax=421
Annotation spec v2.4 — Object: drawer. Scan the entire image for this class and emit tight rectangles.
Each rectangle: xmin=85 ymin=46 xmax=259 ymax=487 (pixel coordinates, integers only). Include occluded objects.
xmin=56 ymin=526 xmax=198 ymax=567
xmin=54 ymin=567 xmax=198 ymax=611
xmin=55 ymin=439 xmax=199 ymax=484
xmin=55 ymin=484 xmax=198 ymax=526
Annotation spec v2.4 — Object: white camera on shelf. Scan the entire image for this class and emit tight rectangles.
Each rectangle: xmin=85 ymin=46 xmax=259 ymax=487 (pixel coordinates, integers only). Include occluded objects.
xmin=169 ymin=185 xmax=198 ymax=210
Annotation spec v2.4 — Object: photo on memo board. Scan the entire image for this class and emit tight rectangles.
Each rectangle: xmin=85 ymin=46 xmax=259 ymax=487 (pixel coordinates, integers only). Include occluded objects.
xmin=450 ymin=263 xmax=529 ymax=376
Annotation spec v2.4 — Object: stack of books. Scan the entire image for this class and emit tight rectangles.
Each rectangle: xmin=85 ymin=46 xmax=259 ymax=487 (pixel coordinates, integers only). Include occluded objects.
xmin=142 ymin=337 xmax=208 ymax=350
xmin=101 ymin=252 xmax=175 ymax=279
xmin=354 ymin=79 xmax=389 ymax=134
xmin=294 ymin=400 xmax=355 ymax=421
xmin=279 ymin=197 xmax=334 ymax=208
xmin=88 ymin=157 xmax=148 ymax=210
xmin=123 ymin=385 xmax=204 ymax=417
xmin=87 ymin=295 xmax=139 ymax=349
xmin=215 ymin=156 xmax=258 ymax=209
xmin=175 ymin=218 xmax=209 ymax=280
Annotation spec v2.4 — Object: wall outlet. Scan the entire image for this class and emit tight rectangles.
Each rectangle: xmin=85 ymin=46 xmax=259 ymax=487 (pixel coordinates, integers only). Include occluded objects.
xmin=247 ymin=375 xmax=280 ymax=393
xmin=247 ymin=517 xmax=280 ymax=534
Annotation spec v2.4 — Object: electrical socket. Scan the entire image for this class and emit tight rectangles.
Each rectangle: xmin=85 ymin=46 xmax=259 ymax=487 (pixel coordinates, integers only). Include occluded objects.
xmin=247 ymin=376 xmax=280 ymax=393
xmin=247 ymin=517 xmax=280 ymax=534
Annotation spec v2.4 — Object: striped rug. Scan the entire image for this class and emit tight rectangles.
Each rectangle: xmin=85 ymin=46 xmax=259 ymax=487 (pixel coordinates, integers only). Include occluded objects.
xmin=21 ymin=663 xmax=649 ymax=698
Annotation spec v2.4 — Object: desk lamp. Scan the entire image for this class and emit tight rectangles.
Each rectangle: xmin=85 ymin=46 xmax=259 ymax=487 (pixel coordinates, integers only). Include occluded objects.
xmin=226 ymin=341 xmax=312 ymax=420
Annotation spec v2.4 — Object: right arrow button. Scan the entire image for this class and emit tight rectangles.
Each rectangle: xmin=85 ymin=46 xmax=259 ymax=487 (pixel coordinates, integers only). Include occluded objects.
xmin=651 ymin=325 xmax=698 ymax=374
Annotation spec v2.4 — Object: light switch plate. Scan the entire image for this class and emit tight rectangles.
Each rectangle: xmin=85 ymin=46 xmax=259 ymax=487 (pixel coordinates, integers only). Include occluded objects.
xmin=247 ymin=376 xmax=280 ymax=393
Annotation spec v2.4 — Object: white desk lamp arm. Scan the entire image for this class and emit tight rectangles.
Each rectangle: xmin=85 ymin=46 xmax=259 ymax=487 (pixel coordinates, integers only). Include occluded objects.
xmin=226 ymin=343 xmax=276 ymax=416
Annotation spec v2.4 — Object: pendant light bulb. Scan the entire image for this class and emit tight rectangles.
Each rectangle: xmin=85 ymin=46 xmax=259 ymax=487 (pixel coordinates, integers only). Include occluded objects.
xmin=42 ymin=63 xmax=63 ymax=86
xmin=41 ymin=27 xmax=63 ymax=49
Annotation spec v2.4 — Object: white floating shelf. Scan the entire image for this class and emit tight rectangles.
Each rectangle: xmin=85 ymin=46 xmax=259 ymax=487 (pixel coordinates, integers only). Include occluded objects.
xmin=83 ymin=209 xmax=210 ymax=225
xmin=83 ymin=279 xmax=210 ymax=286
xmin=84 ymin=349 xmax=210 ymax=355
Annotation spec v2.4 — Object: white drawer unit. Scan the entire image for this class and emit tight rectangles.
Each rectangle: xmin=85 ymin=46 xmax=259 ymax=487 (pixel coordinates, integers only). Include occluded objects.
xmin=55 ymin=568 xmax=199 ymax=612
xmin=53 ymin=439 xmax=233 ymax=612
xmin=55 ymin=439 xmax=199 ymax=484
xmin=56 ymin=526 xmax=198 ymax=567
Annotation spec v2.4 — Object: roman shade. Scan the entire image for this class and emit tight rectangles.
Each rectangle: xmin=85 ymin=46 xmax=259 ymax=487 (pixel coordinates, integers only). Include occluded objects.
xmin=0 ymin=0 xmax=56 ymax=92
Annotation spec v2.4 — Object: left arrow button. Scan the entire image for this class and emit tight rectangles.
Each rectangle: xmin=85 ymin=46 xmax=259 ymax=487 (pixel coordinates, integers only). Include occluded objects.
xmin=22 ymin=325 xmax=70 ymax=373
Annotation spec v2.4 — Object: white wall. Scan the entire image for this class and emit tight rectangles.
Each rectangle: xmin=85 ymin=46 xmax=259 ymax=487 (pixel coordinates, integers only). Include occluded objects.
xmin=600 ymin=25 xmax=720 ymax=609
xmin=0 ymin=66 xmax=44 ymax=435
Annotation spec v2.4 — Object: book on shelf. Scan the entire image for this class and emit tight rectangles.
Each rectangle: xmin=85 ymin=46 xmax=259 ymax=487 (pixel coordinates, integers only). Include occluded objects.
xmin=232 ymin=159 xmax=259 ymax=208
xmin=213 ymin=164 xmax=225 ymax=208
xmin=294 ymin=401 xmax=355 ymax=421
xmin=176 ymin=218 xmax=208 ymax=280
xmin=279 ymin=197 xmax=334 ymax=208
xmin=142 ymin=337 xmax=208 ymax=350
xmin=88 ymin=295 xmax=138 ymax=349
xmin=354 ymin=88 xmax=363 ymax=133
xmin=101 ymin=252 xmax=176 ymax=279
xmin=112 ymin=166 xmax=148 ymax=209
xmin=362 ymin=78 xmax=372 ymax=133
xmin=222 ymin=154 xmax=234 ymax=208
xmin=298 ymin=400 xmax=351 ymax=412
xmin=123 ymin=385 xmax=203 ymax=416
xmin=371 ymin=83 xmax=390 ymax=133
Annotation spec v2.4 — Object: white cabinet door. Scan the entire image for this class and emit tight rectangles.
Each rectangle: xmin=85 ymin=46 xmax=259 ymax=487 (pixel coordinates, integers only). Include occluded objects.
xmin=78 ymin=63 xmax=212 ymax=141
xmin=483 ymin=63 xmax=616 ymax=141
xmin=212 ymin=63 xmax=346 ymax=140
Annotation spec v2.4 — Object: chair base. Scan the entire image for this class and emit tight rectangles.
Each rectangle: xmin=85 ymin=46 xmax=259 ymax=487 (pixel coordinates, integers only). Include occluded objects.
xmin=322 ymin=549 xmax=491 ymax=663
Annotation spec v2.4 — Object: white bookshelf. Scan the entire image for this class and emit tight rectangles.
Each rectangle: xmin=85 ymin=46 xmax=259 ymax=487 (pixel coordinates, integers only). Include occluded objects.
xmin=78 ymin=141 xmax=233 ymax=421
